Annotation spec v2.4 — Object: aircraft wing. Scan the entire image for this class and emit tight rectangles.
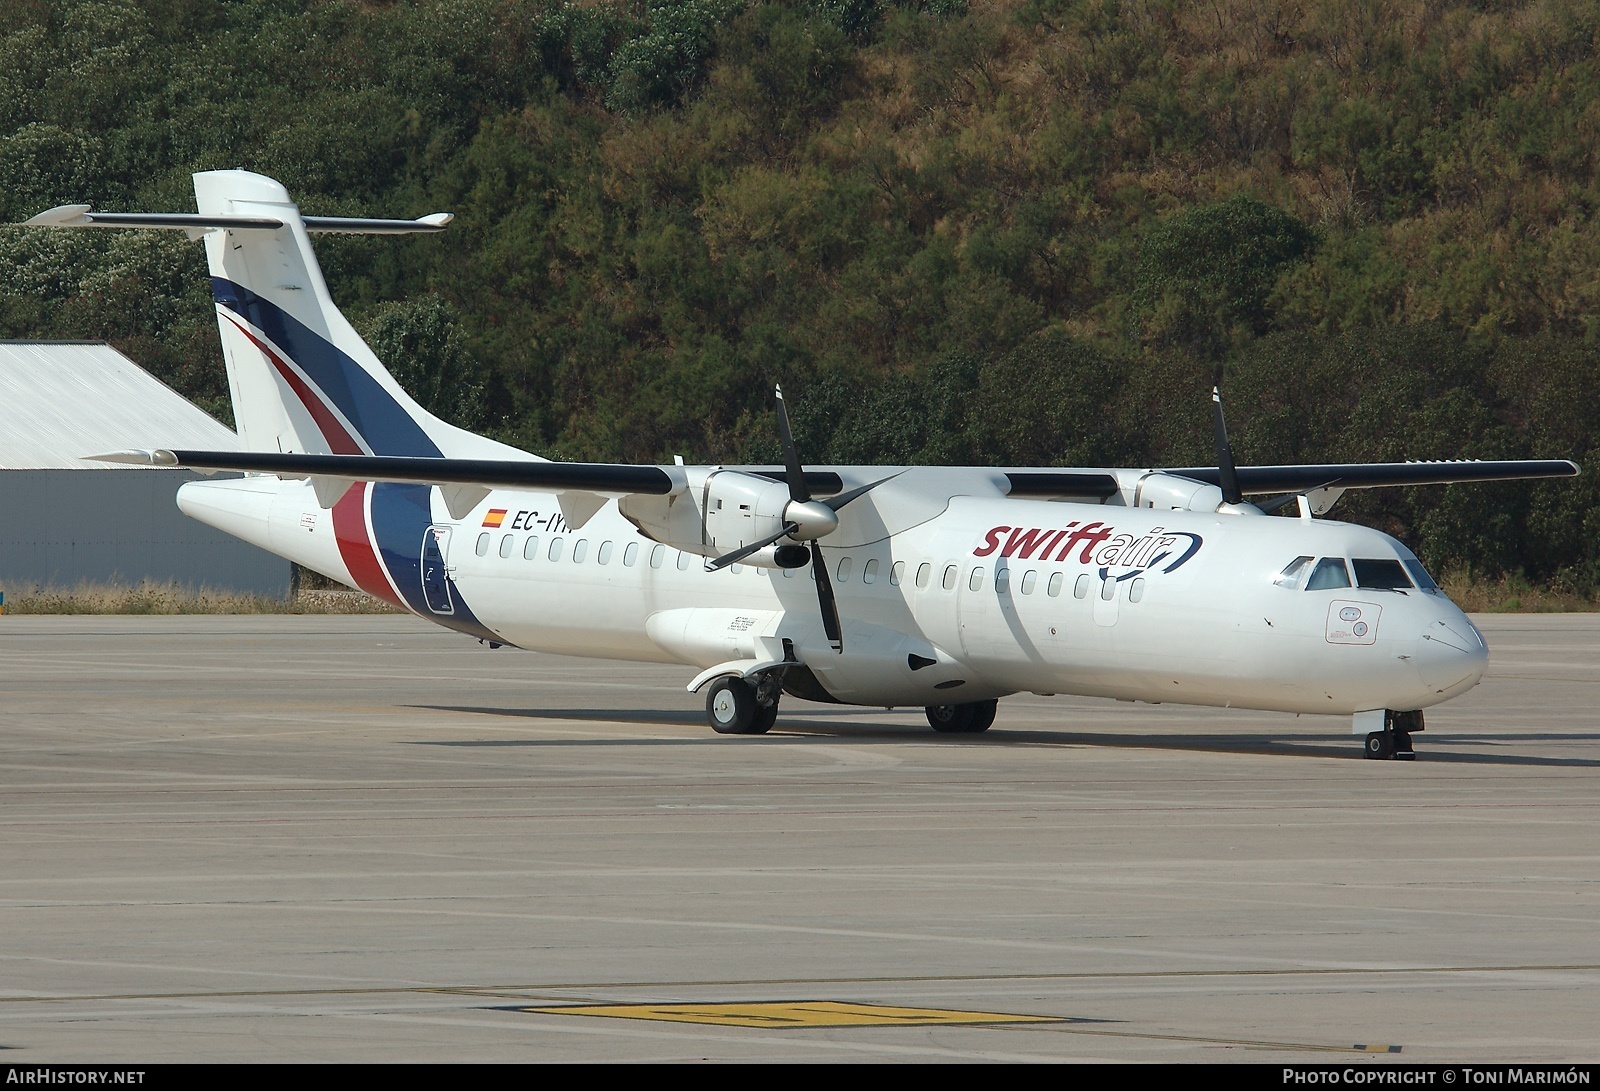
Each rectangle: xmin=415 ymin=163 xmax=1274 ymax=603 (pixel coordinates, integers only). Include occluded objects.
xmin=1159 ymin=459 xmax=1580 ymax=493
xmin=91 ymin=449 xmax=1578 ymax=497
xmin=87 ymin=449 xmax=847 ymax=496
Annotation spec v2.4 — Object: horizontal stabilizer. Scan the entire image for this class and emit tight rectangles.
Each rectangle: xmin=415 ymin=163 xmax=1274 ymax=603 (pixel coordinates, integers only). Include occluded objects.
xmin=22 ymin=206 xmax=452 ymax=234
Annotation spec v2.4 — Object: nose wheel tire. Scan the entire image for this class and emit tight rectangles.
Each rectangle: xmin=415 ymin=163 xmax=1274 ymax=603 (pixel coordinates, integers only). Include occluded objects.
xmin=1365 ymin=730 xmax=1415 ymax=760
xmin=1365 ymin=710 xmax=1422 ymax=760
xmin=707 ymin=677 xmax=777 ymax=735
xmin=926 ymin=699 xmax=998 ymax=733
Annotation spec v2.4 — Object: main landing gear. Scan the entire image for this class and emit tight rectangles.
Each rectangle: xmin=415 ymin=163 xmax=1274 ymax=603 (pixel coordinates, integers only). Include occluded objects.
xmin=925 ymin=699 xmax=998 ymax=734
xmin=1364 ymin=709 xmax=1423 ymax=761
xmin=705 ymin=674 xmax=781 ymax=735
xmin=704 ymin=682 xmax=1002 ymax=737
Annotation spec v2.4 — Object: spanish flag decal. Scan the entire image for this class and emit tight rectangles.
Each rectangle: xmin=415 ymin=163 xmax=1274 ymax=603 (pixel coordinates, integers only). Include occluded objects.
xmin=482 ymin=509 xmax=508 ymax=528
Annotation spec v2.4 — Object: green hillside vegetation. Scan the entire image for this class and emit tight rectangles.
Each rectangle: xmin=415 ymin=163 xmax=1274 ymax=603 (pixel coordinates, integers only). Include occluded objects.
xmin=2 ymin=0 xmax=1598 ymax=594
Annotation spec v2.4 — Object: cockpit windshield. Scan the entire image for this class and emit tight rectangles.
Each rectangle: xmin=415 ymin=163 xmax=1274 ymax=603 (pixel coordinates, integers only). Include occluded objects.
xmin=1274 ymin=556 xmax=1312 ymax=588
xmin=1304 ymin=557 xmax=1351 ymax=590
xmin=1287 ymin=553 xmax=1440 ymax=593
xmin=1401 ymin=557 xmax=1441 ymax=594
xmin=1352 ymin=558 xmax=1413 ymax=590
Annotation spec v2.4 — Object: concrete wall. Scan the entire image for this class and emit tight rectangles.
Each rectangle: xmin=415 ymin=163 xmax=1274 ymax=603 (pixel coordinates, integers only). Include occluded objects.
xmin=0 ymin=469 xmax=290 ymax=595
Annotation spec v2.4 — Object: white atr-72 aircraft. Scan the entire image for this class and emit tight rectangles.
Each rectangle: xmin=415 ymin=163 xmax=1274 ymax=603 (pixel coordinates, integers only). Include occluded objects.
xmin=24 ymin=170 xmax=1579 ymax=759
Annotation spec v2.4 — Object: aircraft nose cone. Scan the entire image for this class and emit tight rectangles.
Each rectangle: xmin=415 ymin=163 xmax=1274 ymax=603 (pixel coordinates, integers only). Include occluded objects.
xmin=1415 ymin=615 xmax=1488 ymax=697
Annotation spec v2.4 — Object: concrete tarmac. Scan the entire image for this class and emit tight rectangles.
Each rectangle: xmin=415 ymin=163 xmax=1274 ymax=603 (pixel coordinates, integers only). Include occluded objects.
xmin=1 ymin=613 xmax=1597 ymax=1063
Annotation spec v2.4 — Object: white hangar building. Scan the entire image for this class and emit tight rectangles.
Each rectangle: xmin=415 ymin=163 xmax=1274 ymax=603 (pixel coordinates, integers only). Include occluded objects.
xmin=0 ymin=341 xmax=290 ymax=595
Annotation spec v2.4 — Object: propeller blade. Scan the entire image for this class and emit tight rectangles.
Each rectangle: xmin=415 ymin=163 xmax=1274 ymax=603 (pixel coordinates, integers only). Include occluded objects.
xmin=811 ymin=544 xmax=843 ymax=650
xmin=773 ymin=384 xmax=811 ymax=504
xmin=705 ymin=523 xmax=798 ymax=571
xmin=775 ymin=383 xmax=842 ymax=648
xmin=1212 ymin=385 xmax=1243 ymax=506
xmin=821 ymin=471 xmax=902 ymax=512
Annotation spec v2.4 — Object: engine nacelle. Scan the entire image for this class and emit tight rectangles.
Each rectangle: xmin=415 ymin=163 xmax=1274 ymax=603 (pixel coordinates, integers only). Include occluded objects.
xmin=619 ymin=468 xmax=812 ymax=561
xmin=1131 ymin=472 xmax=1227 ymax=512
xmin=700 ymin=470 xmax=795 ymax=555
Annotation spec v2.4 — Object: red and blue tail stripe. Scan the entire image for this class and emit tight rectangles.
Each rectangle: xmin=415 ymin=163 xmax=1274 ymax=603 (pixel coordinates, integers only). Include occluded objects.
xmin=214 ymin=278 xmax=504 ymax=643
xmin=212 ymin=277 xmax=441 ymax=458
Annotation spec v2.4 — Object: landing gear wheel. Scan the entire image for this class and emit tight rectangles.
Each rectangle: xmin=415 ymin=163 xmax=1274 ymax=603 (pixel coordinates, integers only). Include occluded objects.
xmin=707 ymin=677 xmax=759 ymax=735
xmin=749 ymin=699 xmax=779 ymax=735
xmin=926 ymin=700 xmax=997 ymax=734
xmin=1364 ymin=731 xmax=1393 ymax=760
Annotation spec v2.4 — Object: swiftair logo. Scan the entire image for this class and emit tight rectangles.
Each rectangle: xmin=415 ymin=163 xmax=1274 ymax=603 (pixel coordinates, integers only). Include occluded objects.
xmin=974 ymin=522 xmax=1203 ymax=576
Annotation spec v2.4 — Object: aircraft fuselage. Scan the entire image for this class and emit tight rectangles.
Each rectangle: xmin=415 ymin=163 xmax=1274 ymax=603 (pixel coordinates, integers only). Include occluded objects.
xmin=178 ymin=476 xmax=1487 ymax=719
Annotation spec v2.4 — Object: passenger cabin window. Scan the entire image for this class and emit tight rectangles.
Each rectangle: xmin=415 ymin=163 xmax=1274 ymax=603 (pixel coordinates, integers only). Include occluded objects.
xmin=598 ymin=541 xmax=613 ymax=565
xmin=499 ymin=534 xmax=514 ymax=559
xmin=623 ymin=542 xmax=638 ymax=566
xmin=523 ymin=535 xmax=540 ymax=560
xmin=942 ymin=565 xmax=958 ymax=591
xmin=915 ymin=563 xmax=931 ymax=589
xmin=676 ymin=550 xmax=692 ymax=571
xmin=837 ymin=556 xmax=853 ymax=582
xmin=1099 ymin=576 xmax=1116 ymax=600
xmin=1073 ymin=573 xmax=1090 ymax=599
xmin=1275 ymin=556 xmax=1313 ymax=589
xmin=890 ymin=561 xmax=904 ymax=586
xmin=1047 ymin=572 xmax=1064 ymax=597
xmin=995 ymin=568 xmax=1010 ymax=594
xmin=862 ymin=559 xmax=878 ymax=584
xmin=1305 ymin=557 xmax=1350 ymax=590
xmin=475 ymin=532 xmax=489 ymax=557
xmin=969 ymin=567 xmax=985 ymax=592
xmin=548 ymin=537 xmax=564 ymax=562
xmin=1020 ymin=570 xmax=1037 ymax=595
xmin=1129 ymin=578 xmax=1145 ymax=603
xmin=1353 ymin=558 xmax=1412 ymax=591
xmin=650 ymin=544 xmax=665 ymax=568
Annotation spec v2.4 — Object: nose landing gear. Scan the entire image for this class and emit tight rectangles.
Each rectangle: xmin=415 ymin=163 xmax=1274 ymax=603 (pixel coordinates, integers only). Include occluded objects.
xmin=1363 ymin=709 xmax=1422 ymax=760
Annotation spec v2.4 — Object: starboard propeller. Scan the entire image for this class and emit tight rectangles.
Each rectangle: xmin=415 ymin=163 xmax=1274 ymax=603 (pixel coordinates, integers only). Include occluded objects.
xmin=1212 ymin=383 xmax=1244 ymax=507
xmin=1212 ymin=384 xmax=1310 ymax=515
xmin=705 ymin=385 xmax=896 ymax=650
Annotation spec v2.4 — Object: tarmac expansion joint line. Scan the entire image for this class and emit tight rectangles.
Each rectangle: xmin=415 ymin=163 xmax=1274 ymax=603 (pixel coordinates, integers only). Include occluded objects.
xmin=4 ymin=961 xmax=1600 ymax=1005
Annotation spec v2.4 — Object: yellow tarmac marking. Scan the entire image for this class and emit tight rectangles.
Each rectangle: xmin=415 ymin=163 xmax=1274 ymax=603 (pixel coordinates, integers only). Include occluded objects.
xmin=520 ymin=1001 xmax=1060 ymax=1028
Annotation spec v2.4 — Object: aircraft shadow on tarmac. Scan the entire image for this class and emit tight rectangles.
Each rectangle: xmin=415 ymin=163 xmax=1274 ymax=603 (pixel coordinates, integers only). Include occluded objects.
xmin=407 ymin=705 xmax=1600 ymax=765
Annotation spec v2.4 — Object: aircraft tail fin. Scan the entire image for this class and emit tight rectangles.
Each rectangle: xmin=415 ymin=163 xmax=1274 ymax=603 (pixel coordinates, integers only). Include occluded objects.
xmin=28 ymin=170 xmax=534 ymax=461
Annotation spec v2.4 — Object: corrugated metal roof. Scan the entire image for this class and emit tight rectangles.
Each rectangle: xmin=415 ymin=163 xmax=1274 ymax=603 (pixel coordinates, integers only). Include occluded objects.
xmin=0 ymin=342 xmax=240 ymax=469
